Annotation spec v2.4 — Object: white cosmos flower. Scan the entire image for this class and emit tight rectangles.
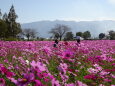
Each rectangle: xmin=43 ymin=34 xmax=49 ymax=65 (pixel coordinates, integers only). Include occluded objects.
xmin=26 ymin=60 xmax=29 ymax=65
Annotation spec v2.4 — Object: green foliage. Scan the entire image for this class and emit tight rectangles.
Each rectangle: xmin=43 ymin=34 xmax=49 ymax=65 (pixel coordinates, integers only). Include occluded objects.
xmin=47 ymin=58 xmax=59 ymax=75
xmin=66 ymin=72 xmax=75 ymax=83
xmin=0 ymin=72 xmax=16 ymax=86
xmin=2 ymin=13 xmax=8 ymax=21
xmin=0 ymin=5 xmax=22 ymax=40
xmin=0 ymin=20 xmax=7 ymax=38
xmin=38 ymin=37 xmax=45 ymax=41
xmin=64 ymin=32 xmax=74 ymax=41
xmin=7 ymin=5 xmax=21 ymax=38
xmin=83 ymin=31 xmax=91 ymax=40
xmin=47 ymin=57 xmax=62 ymax=81
xmin=99 ymin=33 xmax=105 ymax=39
xmin=76 ymin=32 xmax=83 ymax=37
xmin=109 ymin=30 xmax=115 ymax=40
xmin=4 ymin=37 xmax=18 ymax=41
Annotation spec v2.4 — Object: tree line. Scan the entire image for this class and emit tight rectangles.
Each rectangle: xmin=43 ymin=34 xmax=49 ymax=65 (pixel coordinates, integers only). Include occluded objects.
xmin=0 ymin=5 xmax=115 ymax=41
xmin=0 ymin=5 xmax=38 ymax=41
xmin=49 ymin=24 xmax=91 ymax=41
xmin=0 ymin=5 xmax=21 ymax=40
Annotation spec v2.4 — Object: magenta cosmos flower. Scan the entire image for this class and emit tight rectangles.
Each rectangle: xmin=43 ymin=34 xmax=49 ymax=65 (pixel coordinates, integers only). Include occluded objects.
xmin=84 ymin=74 xmax=97 ymax=80
xmin=17 ymin=73 xmax=34 ymax=86
xmin=61 ymin=50 xmax=74 ymax=59
xmin=0 ymin=78 xmax=5 ymax=86
xmin=0 ymin=66 xmax=15 ymax=78
xmin=34 ymin=80 xmax=44 ymax=86
xmin=77 ymin=81 xmax=87 ymax=86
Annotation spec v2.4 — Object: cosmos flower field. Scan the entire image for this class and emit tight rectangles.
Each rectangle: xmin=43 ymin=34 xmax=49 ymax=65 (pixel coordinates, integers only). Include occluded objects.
xmin=0 ymin=40 xmax=115 ymax=86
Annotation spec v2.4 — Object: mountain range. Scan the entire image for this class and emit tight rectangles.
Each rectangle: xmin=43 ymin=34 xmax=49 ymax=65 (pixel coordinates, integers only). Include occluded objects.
xmin=21 ymin=20 xmax=115 ymax=38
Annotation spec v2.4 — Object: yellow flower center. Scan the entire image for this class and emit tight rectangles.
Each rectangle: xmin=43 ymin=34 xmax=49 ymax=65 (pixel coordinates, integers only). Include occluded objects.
xmin=22 ymin=79 xmax=27 ymax=82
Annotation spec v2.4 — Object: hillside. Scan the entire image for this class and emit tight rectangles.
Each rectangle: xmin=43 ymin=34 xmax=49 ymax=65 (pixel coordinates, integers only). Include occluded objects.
xmin=21 ymin=20 xmax=115 ymax=38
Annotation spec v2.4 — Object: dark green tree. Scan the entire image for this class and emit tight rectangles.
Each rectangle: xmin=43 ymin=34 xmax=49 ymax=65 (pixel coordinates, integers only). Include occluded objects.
xmin=99 ymin=33 xmax=105 ymax=39
xmin=2 ymin=13 xmax=8 ymax=22
xmin=76 ymin=32 xmax=83 ymax=37
xmin=7 ymin=5 xmax=21 ymax=38
xmin=0 ymin=10 xmax=8 ymax=39
xmin=83 ymin=31 xmax=91 ymax=40
xmin=109 ymin=30 xmax=115 ymax=40
xmin=64 ymin=32 xmax=74 ymax=40
xmin=0 ymin=20 xmax=7 ymax=38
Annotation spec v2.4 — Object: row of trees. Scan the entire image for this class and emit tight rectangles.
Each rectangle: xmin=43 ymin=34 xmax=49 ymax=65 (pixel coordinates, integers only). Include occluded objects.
xmin=18 ymin=29 xmax=38 ymax=41
xmin=0 ymin=5 xmax=21 ymax=39
xmin=49 ymin=24 xmax=115 ymax=40
xmin=0 ymin=6 xmax=38 ymax=41
xmin=49 ymin=24 xmax=91 ymax=41
xmin=0 ymin=5 xmax=115 ymax=41
xmin=99 ymin=30 xmax=115 ymax=40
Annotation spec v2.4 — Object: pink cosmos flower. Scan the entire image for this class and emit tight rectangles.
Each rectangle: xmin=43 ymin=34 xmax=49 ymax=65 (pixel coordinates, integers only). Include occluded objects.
xmin=44 ymin=78 xmax=50 ymax=82
xmin=104 ymin=69 xmax=115 ymax=72
xmin=51 ymin=79 xmax=61 ymax=86
xmin=0 ymin=64 xmax=3 ymax=67
xmin=93 ymin=64 xmax=102 ymax=71
xmin=66 ymin=83 xmax=75 ymax=86
xmin=0 ymin=67 xmax=8 ymax=74
xmin=0 ymin=66 xmax=15 ymax=77
xmin=49 ymin=75 xmax=54 ymax=80
xmin=34 ymin=80 xmax=44 ymax=86
xmin=61 ymin=50 xmax=73 ymax=59
xmin=111 ymin=63 xmax=115 ymax=66
xmin=17 ymin=73 xmax=35 ymax=86
xmin=84 ymin=74 xmax=97 ymax=80
xmin=111 ymin=74 xmax=115 ymax=78
xmin=77 ymin=81 xmax=87 ymax=86
xmin=6 ymin=71 xmax=15 ymax=77
xmin=7 ymin=77 xmax=17 ymax=84
xmin=0 ymin=78 xmax=5 ymax=86
xmin=104 ymin=78 xmax=112 ymax=82
xmin=99 ymin=84 xmax=105 ymax=86
xmin=87 ymin=68 xmax=99 ymax=74
xmin=41 ymin=46 xmax=52 ymax=55
xmin=58 ymin=63 xmax=68 ymax=74
xmin=99 ymin=71 xmax=110 ymax=76
xmin=30 ymin=61 xmax=46 ymax=71
xmin=37 ymin=72 xmax=48 ymax=79
xmin=4 ymin=59 xmax=8 ymax=63
xmin=60 ymin=73 xmax=69 ymax=82
xmin=59 ymin=63 xmax=68 ymax=70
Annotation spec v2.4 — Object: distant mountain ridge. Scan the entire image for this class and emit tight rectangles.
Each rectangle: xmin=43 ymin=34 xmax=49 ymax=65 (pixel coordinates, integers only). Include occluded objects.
xmin=21 ymin=20 xmax=115 ymax=38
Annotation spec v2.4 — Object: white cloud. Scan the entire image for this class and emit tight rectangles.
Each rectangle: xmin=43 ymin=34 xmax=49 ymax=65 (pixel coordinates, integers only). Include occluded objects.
xmin=60 ymin=18 xmax=95 ymax=22
xmin=61 ymin=17 xmax=115 ymax=22
xmin=95 ymin=17 xmax=115 ymax=21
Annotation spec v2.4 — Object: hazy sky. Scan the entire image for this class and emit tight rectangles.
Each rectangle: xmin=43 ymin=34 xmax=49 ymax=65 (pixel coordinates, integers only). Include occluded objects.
xmin=0 ymin=0 xmax=115 ymax=23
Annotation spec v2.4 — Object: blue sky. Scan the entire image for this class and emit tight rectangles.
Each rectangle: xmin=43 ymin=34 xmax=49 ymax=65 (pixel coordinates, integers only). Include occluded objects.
xmin=0 ymin=0 xmax=115 ymax=23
